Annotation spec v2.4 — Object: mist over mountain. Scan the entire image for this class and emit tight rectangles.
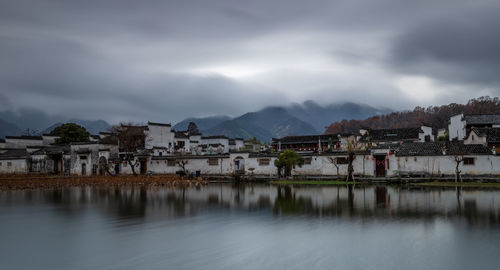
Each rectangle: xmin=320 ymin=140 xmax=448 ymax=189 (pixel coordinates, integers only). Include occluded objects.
xmin=1 ymin=101 xmax=389 ymax=141
xmin=42 ymin=119 xmax=111 ymax=135
xmin=204 ymin=107 xmax=317 ymax=142
xmin=286 ymin=100 xmax=391 ymax=132
xmin=0 ymin=108 xmax=111 ymax=137
xmin=0 ymin=108 xmax=64 ymax=132
xmin=173 ymin=116 xmax=232 ymax=131
xmin=173 ymin=101 xmax=390 ymax=142
xmin=0 ymin=119 xmax=22 ymax=138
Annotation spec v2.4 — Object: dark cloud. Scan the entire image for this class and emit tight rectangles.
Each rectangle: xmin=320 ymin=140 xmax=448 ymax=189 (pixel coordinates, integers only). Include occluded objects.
xmin=1 ymin=0 xmax=499 ymax=124
xmin=391 ymin=4 xmax=500 ymax=89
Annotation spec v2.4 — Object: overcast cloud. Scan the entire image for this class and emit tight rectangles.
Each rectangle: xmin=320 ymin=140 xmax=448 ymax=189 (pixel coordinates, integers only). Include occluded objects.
xmin=1 ymin=0 xmax=499 ymax=124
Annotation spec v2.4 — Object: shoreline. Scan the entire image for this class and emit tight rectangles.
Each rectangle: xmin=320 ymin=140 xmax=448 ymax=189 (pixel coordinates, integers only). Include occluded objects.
xmin=0 ymin=175 xmax=207 ymax=191
xmin=2 ymin=174 xmax=500 ymax=190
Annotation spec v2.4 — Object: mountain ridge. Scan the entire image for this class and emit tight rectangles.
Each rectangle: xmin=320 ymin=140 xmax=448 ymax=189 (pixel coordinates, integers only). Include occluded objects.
xmin=174 ymin=101 xmax=389 ymax=142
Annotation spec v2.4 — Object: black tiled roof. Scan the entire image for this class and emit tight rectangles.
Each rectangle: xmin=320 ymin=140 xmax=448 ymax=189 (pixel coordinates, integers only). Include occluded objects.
xmin=396 ymin=142 xmax=445 ymax=156
xmin=147 ymin=121 xmax=171 ymax=127
xmin=5 ymin=135 xmax=43 ymax=140
xmin=0 ymin=148 xmax=28 ymax=159
xmin=361 ymin=128 xmax=421 ymax=142
xmin=464 ymin=114 xmax=500 ymax=125
xmin=396 ymin=142 xmax=492 ymax=156
xmin=202 ymin=136 xmax=228 ymax=139
xmin=471 ymin=127 xmax=500 ymax=143
xmin=272 ymin=134 xmax=341 ymax=144
xmin=445 ymin=142 xmax=493 ymax=155
xmin=0 ymin=138 xmax=5 ymax=143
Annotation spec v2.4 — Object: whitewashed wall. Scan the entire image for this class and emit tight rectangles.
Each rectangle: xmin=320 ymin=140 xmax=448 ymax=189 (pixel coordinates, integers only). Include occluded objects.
xmin=419 ymin=126 xmax=434 ymax=142
xmin=449 ymin=114 xmax=466 ymax=141
xmin=390 ymin=155 xmax=500 ymax=176
xmin=0 ymin=159 xmax=28 ymax=173
xmin=147 ymin=156 xmax=232 ymax=175
xmin=145 ymin=124 xmax=175 ymax=150
xmin=201 ymin=138 xmax=230 ymax=153
xmin=463 ymin=130 xmax=487 ymax=145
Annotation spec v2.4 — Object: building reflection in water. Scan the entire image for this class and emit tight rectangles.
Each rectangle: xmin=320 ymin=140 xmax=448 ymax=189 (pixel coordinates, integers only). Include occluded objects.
xmin=1 ymin=183 xmax=499 ymax=227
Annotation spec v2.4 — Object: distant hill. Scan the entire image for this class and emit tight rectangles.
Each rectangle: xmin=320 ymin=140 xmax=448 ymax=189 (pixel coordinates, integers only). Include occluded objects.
xmin=286 ymin=100 xmax=390 ymax=132
xmin=173 ymin=115 xmax=231 ymax=131
xmin=42 ymin=119 xmax=111 ymax=135
xmin=0 ymin=119 xmax=22 ymax=138
xmin=324 ymin=96 xmax=500 ymax=134
xmin=204 ymin=107 xmax=318 ymax=142
xmin=0 ymin=108 xmax=112 ymax=136
xmin=175 ymin=101 xmax=389 ymax=142
xmin=0 ymin=108 xmax=64 ymax=132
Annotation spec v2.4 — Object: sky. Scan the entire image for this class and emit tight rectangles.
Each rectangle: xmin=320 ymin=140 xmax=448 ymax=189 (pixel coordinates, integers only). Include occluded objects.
xmin=1 ymin=0 xmax=499 ymax=124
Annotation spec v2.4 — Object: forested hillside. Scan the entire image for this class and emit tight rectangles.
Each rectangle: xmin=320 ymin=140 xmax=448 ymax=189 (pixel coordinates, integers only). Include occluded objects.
xmin=324 ymin=97 xmax=500 ymax=134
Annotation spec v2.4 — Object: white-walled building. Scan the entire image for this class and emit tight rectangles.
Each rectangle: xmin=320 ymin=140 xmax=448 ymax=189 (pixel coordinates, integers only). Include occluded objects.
xmin=201 ymin=136 xmax=230 ymax=153
xmin=4 ymin=136 xmax=44 ymax=148
xmin=449 ymin=114 xmax=500 ymax=141
xmin=145 ymin=122 xmax=174 ymax=151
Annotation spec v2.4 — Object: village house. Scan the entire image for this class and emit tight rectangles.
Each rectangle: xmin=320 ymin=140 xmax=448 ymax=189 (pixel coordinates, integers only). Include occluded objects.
xmin=359 ymin=126 xmax=434 ymax=146
xmin=2 ymin=114 xmax=500 ymax=177
xmin=4 ymin=135 xmax=44 ymax=148
xmin=271 ymin=134 xmax=345 ymax=152
xmin=448 ymin=114 xmax=500 ymax=141
xmin=464 ymin=127 xmax=500 ymax=154
xmin=229 ymin=138 xmax=245 ymax=152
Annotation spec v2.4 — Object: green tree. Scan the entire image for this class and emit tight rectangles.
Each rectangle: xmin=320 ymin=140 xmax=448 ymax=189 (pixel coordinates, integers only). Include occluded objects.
xmin=437 ymin=134 xmax=449 ymax=141
xmin=49 ymin=123 xmax=90 ymax=144
xmin=274 ymin=150 xmax=304 ymax=178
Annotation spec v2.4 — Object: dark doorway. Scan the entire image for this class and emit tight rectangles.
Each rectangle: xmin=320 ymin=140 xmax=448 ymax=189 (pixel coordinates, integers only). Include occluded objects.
xmin=375 ymin=155 xmax=386 ymax=177
xmin=81 ymin=163 xmax=87 ymax=176
xmin=140 ymin=160 xmax=147 ymax=175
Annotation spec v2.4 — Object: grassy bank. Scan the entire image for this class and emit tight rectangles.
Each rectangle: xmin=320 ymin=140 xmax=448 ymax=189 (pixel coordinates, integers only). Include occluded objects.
xmin=413 ymin=182 xmax=500 ymax=188
xmin=271 ymin=180 xmax=360 ymax=185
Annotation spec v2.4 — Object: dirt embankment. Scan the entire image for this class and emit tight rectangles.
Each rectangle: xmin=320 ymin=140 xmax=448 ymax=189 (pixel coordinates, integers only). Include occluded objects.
xmin=0 ymin=174 xmax=207 ymax=190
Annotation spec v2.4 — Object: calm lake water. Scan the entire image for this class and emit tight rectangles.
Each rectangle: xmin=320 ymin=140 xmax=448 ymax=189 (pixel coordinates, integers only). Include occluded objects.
xmin=1 ymin=183 xmax=500 ymax=270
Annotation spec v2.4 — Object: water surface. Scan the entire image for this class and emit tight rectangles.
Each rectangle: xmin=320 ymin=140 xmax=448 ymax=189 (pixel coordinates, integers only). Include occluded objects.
xmin=1 ymin=184 xmax=499 ymax=270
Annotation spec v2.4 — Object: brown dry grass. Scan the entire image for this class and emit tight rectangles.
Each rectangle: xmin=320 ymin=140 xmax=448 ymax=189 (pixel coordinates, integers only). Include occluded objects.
xmin=0 ymin=174 xmax=207 ymax=190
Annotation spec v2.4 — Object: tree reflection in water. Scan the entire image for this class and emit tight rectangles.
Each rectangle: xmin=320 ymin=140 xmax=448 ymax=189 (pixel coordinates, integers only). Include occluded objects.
xmin=3 ymin=183 xmax=499 ymax=228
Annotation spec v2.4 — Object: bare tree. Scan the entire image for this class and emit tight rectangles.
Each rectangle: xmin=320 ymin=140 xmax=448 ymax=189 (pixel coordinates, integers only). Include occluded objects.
xmin=327 ymin=157 xmax=340 ymax=176
xmin=453 ymin=155 xmax=464 ymax=183
xmin=346 ymin=137 xmax=356 ymax=182
xmin=176 ymin=159 xmax=188 ymax=176
xmin=112 ymin=123 xmax=146 ymax=176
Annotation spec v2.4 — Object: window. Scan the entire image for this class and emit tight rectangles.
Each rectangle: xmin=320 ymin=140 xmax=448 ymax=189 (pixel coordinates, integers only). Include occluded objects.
xmin=258 ymin=158 xmax=270 ymax=166
xmin=463 ymin=157 xmax=475 ymax=165
xmin=167 ymin=160 xmax=176 ymax=166
xmin=336 ymin=157 xmax=348 ymax=164
xmin=7 ymin=162 xmax=12 ymax=167
xmin=208 ymin=158 xmax=219 ymax=166
xmin=304 ymin=157 xmax=312 ymax=165
xmin=159 ymin=152 xmax=163 ymax=157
